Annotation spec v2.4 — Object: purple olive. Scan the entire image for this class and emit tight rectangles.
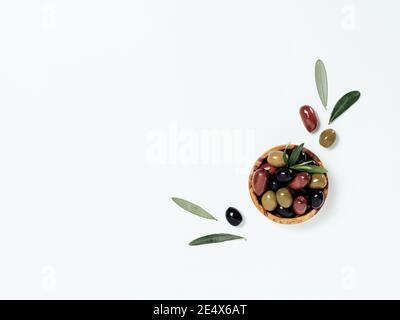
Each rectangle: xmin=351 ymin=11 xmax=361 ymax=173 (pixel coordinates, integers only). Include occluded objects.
xmin=252 ymin=169 xmax=269 ymax=196
xmin=288 ymin=172 xmax=311 ymax=190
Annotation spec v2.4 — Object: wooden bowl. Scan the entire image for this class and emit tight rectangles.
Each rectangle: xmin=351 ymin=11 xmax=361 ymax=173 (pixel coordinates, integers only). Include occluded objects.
xmin=249 ymin=144 xmax=329 ymax=224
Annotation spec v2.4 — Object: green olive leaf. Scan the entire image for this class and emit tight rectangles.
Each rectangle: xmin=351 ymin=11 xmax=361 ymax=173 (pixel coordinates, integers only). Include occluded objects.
xmin=329 ymin=91 xmax=360 ymax=124
xmin=283 ymin=152 xmax=288 ymax=165
xmin=282 ymin=142 xmax=290 ymax=165
xmin=292 ymin=160 xmax=314 ymax=166
xmin=290 ymin=164 xmax=328 ymax=174
xmin=287 ymin=143 xmax=304 ymax=167
xmin=315 ymin=59 xmax=328 ymax=109
xmin=189 ymin=233 xmax=246 ymax=246
xmin=172 ymin=197 xmax=218 ymax=220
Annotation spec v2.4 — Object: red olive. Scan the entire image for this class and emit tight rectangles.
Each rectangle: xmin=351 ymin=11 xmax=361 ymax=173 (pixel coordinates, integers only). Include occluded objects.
xmin=260 ymin=162 xmax=277 ymax=175
xmin=299 ymin=105 xmax=318 ymax=133
xmin=293 ymin=195 xmax=308 ymax=215
xmin=288 ymin=172 xmax=311 ymax=190
xmin=252 ymin=169 xmax=269 ymax=196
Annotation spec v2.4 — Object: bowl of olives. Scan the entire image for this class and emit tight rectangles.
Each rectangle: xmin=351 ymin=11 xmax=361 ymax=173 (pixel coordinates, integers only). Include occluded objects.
xmin=249 ymin=144 xmax=328 ymax=224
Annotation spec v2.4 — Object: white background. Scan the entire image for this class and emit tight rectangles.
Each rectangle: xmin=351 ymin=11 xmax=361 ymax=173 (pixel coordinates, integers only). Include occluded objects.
xmin=0 ymin=0 xmax=399 ymax=299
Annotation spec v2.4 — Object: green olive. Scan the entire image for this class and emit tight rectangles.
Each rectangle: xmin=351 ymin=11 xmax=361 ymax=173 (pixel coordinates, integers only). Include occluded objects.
xmin=309 ymin=173 xmax=328 ymax=189
xmin=319 ymin=129 xmax=336 ymax=148
xmin=276 ymin=187 xmax=293 ymax=208
xmin=261 ymin=191 xmax=277 ymax=211
xmin=267 ymin=151 xmax=286 ymax=168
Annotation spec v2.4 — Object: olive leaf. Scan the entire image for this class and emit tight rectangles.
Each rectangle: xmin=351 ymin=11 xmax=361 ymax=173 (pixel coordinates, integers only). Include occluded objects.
xmin=172 ymin=197 xmax=218 ymax=220
xmin=315 ymin=59 xmax=328 ymax=109
xmin=292 ymin=160 xmax=313 ymax=166
xmin=287 ymin=143 xmax=304 ymax=167
xmin=290 ymin=164 xmax=328 ymax=174
xmin=282 ymin=142 xmax=290 ymax=165
xmin=189 ymin=233 xmax=246 ymax=246
xmin=282 ymin=152 xmax=288 ymax=165
xmin=329 ymin=91 xmax=360 ymax=124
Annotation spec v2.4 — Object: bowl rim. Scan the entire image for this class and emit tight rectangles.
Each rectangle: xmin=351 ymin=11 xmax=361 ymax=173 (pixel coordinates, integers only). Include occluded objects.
xmin=249 ymin=144 xmax=329 ymax=224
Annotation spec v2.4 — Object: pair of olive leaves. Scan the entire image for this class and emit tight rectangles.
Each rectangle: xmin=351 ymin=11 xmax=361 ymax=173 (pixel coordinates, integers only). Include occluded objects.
xmin=315 ymin=59 xmax=361 ymax=124
xmin=171 ymin=197 xmax=246 ymax=246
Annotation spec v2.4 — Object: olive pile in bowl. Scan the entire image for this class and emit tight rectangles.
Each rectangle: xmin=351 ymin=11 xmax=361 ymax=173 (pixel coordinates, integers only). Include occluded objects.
xmin=249 ymin=144 xmax=328 ymax=224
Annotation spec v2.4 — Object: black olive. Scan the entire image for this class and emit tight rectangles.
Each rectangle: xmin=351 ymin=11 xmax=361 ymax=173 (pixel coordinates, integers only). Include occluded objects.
xmin=295 ymin=188 xmax=308 ymax=198
xmin=275 ymin=168 xmax=294 ymax=184
xmin=309 ymin=190 xmax=325 ymax=209
xmin=268 ymin=176 xmax=281 ymax=192
xmin=275 ymin=206 xmax=295 ymax=218
xmin=225 ymin=207 xmax=243 ymax=226
xmin=295 ymin=151 xmax=308 ymax=164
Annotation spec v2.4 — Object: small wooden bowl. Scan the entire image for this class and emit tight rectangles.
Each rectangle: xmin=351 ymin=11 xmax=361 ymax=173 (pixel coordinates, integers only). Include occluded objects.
xmin=249 ymin=144 xmax=329 ymax=224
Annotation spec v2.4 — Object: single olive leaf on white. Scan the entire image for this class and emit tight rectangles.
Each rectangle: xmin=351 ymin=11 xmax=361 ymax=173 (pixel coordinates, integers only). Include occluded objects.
xmin=315 ymin=59 xmax=328 ymax=109
xmin=189 ymin=233 xmax=246 ymax=246
xmin=329 ymin=91 xmax=360 ymax=124
xmin=172 ymin=197 xmax=218 ymax=220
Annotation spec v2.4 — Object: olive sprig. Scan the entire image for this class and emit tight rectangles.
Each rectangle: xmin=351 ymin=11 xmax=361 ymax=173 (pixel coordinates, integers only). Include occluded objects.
xmin=283 ymin=142 xmax=304 ymax=167
xmin=283 ymin=143 xmax=328 ymax=174
xmin=287 ymin=143 xmax=304 ymax=167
